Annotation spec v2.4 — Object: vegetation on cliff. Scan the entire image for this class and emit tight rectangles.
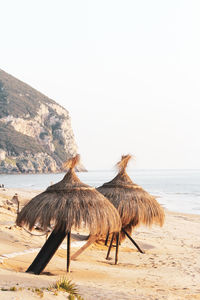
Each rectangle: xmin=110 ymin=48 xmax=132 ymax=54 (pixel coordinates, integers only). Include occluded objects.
xmin=0 ymin=69 xmax=82 ymax=173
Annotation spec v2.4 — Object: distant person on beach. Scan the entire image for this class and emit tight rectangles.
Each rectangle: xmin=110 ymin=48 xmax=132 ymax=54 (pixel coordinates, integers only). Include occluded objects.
xmin=11 ymin=193 xmax=20 ymax=214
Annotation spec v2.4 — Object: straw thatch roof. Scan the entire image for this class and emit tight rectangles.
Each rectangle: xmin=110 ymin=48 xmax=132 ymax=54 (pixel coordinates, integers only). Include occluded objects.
xmin=16 ymin=155 xmax=121 ymax=236
xmin=97 ymin=155 xmax=165 ymax=238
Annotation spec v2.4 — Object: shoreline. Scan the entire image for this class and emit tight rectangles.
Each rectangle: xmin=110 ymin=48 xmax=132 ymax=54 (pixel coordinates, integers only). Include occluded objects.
xmin=0 ymin=188 xmax=200 ymax=299
xmin=1 ymin=187 xmax=200 ymax=218
xmin=1 ymin=168 xmax=200 ymax=216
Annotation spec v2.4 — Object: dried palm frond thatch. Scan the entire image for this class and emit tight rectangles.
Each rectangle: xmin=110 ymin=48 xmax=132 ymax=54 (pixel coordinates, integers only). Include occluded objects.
xmin=97 ymin=155 xmax=165 ymax=242
xmin=16 ymin=154 xmax=121 ymax=274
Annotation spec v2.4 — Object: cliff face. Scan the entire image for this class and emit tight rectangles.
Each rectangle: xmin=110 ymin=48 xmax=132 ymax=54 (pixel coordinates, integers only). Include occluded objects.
xmin=0 ymin=69 xmax=83 ymax=173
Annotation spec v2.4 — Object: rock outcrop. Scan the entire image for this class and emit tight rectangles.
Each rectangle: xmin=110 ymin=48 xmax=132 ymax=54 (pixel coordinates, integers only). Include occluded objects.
xmin=0 ymin=69 xmax=85 ymax=173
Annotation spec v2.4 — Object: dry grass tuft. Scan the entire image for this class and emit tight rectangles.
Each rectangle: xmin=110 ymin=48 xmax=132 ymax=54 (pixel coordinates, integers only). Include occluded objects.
xmin=62 ymin=154 xmax=80 ymax=170
xmin=116 ymin=154 xmax=132 ymax=173
xmin=51 ymin=277 xmax=84 ymax=300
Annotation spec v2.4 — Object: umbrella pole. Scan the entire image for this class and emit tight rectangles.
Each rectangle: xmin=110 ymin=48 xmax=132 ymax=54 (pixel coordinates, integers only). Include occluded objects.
xmin=106 ymin=233 xmax=114 ymax=260
xmin=71 ymin=235 xmax=97 ymax=260
xmin=105 ymin=232 xmax=109 ymax=246
xmin=67 ymin=231 xmax=71 ymax=273
xmin=122 ymin=228 xmax=144 ymax=254
xmin=115 ymin=232 xmax=120 ymax=265
xmin=26 ymin=228 xmax=67 ymax=275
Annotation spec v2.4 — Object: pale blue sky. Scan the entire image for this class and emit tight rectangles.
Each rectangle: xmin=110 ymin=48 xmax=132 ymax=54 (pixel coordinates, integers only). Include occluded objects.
xmin=1 ymin=0 xmax=200 ymax=169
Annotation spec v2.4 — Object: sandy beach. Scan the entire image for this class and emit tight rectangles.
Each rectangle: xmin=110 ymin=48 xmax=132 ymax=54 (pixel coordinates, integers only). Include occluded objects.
xmin=0 ymin=188 xmax=200 ymax=299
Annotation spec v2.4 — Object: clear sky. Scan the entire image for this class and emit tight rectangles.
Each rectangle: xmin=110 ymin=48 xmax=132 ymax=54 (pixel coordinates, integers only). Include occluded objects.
xmin=1 ymin=0 xmax=200 ymax=169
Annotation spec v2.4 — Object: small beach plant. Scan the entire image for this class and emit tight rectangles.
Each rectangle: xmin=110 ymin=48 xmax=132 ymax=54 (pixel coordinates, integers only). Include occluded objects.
xmin=51 ymin=276 xmax=84 ymax=300
xmin=34 ymin=288 xmax=44 ymax=298
xmin=1 ymin=286 xmax=18 ymax=291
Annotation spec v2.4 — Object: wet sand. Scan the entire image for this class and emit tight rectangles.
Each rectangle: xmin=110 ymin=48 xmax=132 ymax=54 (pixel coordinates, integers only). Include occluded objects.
xmin=0 ymin=188 xmax=200 ymax=299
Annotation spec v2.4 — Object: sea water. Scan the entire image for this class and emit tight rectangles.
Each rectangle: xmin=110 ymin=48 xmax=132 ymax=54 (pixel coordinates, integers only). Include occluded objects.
xmin=0 ymin=169 xmax=200 ymax=215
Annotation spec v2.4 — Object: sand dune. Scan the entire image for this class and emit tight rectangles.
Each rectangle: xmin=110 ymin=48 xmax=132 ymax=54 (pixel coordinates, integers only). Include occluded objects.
xmin=0 ymin=188 xmax=200 ymax=299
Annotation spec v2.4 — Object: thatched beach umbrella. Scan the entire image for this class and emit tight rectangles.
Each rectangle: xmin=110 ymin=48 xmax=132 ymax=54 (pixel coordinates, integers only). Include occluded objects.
xmin=97 ymin=155 xmax=165 ymax=261
xmin=16 ymin=155 xmax=121 ymax=274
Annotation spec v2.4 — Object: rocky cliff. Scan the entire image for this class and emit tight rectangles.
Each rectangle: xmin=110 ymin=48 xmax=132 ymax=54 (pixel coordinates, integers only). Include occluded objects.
xmin=0 ymin=69 xmax=84 ymax=173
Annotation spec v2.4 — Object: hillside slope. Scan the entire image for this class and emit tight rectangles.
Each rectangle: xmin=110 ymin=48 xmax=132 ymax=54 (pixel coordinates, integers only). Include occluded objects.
xmin=0 ymin=69 xmax=83 ymax=173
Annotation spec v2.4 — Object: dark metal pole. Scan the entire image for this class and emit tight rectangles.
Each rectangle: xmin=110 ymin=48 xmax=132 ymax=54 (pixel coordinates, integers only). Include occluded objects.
xmin=105 ymin=232 xmax=109 ymax=246
xmin=26 ymin=228 xmax=67 ymax=275
xmin=122 ymin=228 xmax=144 ymax=254
xmin=106 ymin=233 xmax=114 ymax=260
xmin=115 ymin=232 xmax=120 ymax=265
xmin=67 ymin=231 xmax=71 ymax=273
